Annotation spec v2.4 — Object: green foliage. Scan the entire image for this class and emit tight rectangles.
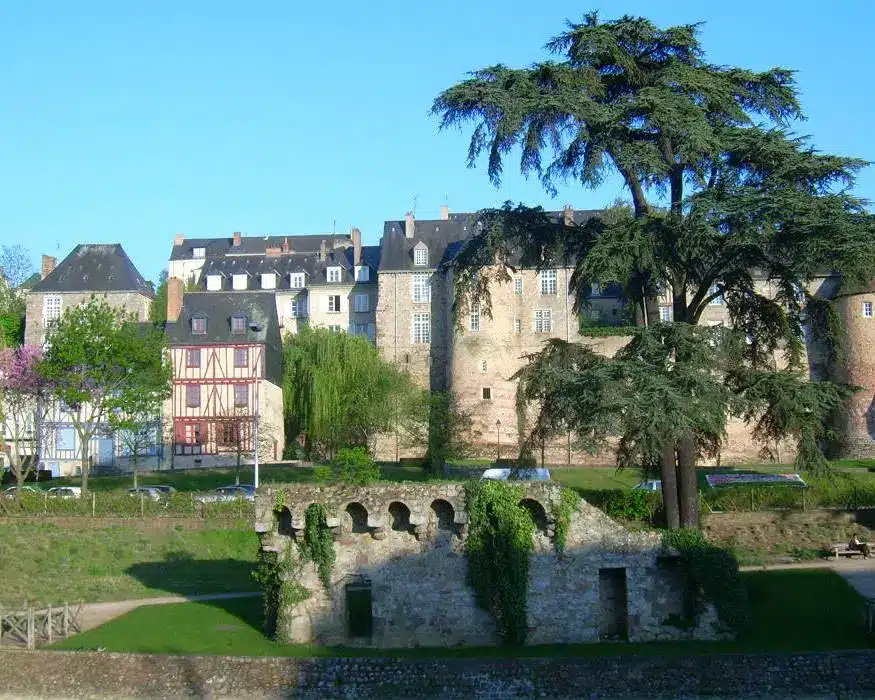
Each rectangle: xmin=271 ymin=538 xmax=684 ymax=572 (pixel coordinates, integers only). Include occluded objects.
xmin=282 ymin=326 xmax=424 ymax=459
xmin=252 ymin=548 xmax=310 ymax=640
xmin=465 ymin=480 xmax=533 ymax=645
xmin=662 ymin=529 xmax=748 ymax=632
xmin=0 ymin=491 xmax=255 ymax=518
xmin=0 ymin=312 xmax=24 ymax=347
xmin=601 ymin=490 xmax=661 ymax=523
xmin=424 ymin=391 xmax=475 ymax=471
xmin=328 ymin=447 xmax=381 ymax=485
xmin=554 ymin=488 xmax=579 ymax=554
xmin=578 ymin=325 xmax=637 ymax=337
xmin=149 ymin=270 xmax=168 ymax=325
xmin=300 ymin=503 xmax=335 ymax=592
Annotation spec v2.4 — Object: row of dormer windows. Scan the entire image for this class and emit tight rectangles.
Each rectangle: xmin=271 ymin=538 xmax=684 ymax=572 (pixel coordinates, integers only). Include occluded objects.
xmin=204 ymin=266 xmax=370 ymax=291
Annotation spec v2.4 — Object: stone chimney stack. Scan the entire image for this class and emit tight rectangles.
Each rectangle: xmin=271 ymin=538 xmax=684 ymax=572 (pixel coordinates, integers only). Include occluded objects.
xmin=41 ymin=255 xmax=57 ymax=280
xmin=174 ymin=233 xmax=185 ymax=246
xmin=440 ymin=204 xmax=450 ymax=220
xmin=167 ymin=277 xmax=184 ymax=323
xmin=281 ymin=237 xmax=290 ymax=254
xmin=563 ymin=204 xmax=574 ymax=226
xmin=405 ymin=212 xmax=415 ymax=239
xmin=232 ymin=231 xmax=242 ymax=247
xmin=319 ymin=240 xmax=328 ymax=261
xmin=351 ymin=228 xmax=362 ymax=265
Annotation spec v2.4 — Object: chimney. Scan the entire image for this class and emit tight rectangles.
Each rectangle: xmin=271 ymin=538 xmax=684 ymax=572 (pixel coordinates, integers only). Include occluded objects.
xmin=563 ymin=204 xmax=574 ymax=226
xmin=232 ymin=231 xmax=242 ymax=247
xmin=281 ymin=237 xmax=290 ymax=254
xmin=319 ymin=240 xmax=328 ymax=261
xmin=174 ymin=233 xmax=185 ymax=246
xmin=351 ymin=228 xmax=362 ymax=265
xmin=167 ymin=277 xmax=184 ymax=323
xmin=41 ymin=255 xmax=57 ymax=280
xmin=440 ymin=204 xmax=449 ymax=220
xmin=405 ymin=211 xmax=415 ymax=239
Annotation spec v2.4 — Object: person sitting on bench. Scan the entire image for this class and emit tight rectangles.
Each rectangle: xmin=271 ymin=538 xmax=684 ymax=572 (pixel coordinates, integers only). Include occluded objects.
xmin=850 ymin=534 xmax=871 ymax=559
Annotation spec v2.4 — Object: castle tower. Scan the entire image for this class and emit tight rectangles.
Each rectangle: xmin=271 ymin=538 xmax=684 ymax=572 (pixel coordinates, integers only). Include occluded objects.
xmin=834 ymin=287 xmax=875 ymax=456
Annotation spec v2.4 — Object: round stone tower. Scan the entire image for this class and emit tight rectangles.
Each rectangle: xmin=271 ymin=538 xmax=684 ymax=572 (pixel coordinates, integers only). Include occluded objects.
xmin=834 ymin=287 xmax=875 ymax=456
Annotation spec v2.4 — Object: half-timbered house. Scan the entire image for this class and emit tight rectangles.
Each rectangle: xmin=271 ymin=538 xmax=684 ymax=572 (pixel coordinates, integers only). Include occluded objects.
xmin=164 ymin=282 xmax=284 ymax=467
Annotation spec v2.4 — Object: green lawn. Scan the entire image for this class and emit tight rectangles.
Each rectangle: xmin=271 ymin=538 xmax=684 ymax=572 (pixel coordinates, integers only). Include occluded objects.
xmin=52 ymin=568 xmax=872 ymax=657
xmin=0 ymin=520 xmax=258 ymax=607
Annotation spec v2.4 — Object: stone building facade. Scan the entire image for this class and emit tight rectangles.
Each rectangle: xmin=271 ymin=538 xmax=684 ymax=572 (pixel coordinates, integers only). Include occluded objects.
xmin=256 ymin=483 xmax=724 ymax=648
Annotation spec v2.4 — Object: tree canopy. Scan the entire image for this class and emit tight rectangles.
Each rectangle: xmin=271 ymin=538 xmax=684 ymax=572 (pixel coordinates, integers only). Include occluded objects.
xmin=433 ymin=12 xmax=875 ymax=527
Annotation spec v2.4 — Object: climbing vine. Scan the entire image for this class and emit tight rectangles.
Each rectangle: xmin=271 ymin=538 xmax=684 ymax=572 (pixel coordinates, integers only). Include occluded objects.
xmin=661 ymin=529 xmax=749 ymax=632
xmin=300 ymin=503 xmax=336 ymax=593
xmin=554 ymin=488 xmax=580 ymax=555
xmin=465 ymin=480 xmax=534 ymax=645
xmin=252 ymin=548 xmax=310 ymax=640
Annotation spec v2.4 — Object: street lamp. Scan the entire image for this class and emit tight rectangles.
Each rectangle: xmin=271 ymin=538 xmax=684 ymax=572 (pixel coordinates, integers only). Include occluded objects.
xmin=496 ymin=419 xmax=501 ymax=462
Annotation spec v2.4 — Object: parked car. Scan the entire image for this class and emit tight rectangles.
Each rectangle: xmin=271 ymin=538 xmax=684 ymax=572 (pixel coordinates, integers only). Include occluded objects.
xmin=2 ymin=485 xmax=42 ymax=499
xmin=480 ymin=468 xmax=552 ymax=482
xmin=127 ymin=487 xmax=166 ymax=501
xmin=193 ymin=485 xmax=256 ymax=504
xmin=149 ymin=485 xmax=177 ymax=495
xmin=47 ymin=486 xmax=82 ymax=499
xmin=632 ymin=480 xmax=662 ymax=493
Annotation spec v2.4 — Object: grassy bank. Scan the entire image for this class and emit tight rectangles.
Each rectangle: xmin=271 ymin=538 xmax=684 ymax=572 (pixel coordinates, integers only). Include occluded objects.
xmin=0 ymin=519 xmax=258 ymax=607
xmin=53 ymin=568 xmax=872 ymax=656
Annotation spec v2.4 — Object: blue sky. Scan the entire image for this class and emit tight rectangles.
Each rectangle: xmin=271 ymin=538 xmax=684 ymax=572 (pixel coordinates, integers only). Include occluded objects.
xmin=1 ymin=1 xmax=873 ymax=283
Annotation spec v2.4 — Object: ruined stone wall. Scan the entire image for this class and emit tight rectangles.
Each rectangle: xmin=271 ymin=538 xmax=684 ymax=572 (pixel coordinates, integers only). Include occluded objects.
xmin=256 ymin=483 xmax=724 ymax=648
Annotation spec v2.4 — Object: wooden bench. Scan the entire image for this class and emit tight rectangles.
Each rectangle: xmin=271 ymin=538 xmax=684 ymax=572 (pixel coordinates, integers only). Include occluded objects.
xmin=831 ymin=543 xmax=867 ymax=559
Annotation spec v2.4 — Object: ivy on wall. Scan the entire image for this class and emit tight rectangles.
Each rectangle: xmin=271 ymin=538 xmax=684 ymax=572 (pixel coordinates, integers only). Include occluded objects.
xmin=554 ymin=488 xmax=580 ymax=555
xmin=301 ymin=503 xmax=336 ymax=593
xmin=465 ymin=480 xmax=534 ymax=645
xmin=661 ymin=529 xmax=749 ymax=632
xmin=252 ymin=548 xmax=310 ymax=640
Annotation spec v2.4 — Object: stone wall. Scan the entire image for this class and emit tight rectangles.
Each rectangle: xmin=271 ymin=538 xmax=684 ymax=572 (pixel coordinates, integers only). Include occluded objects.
xmin=256 ymin=483 xmax=724 ymax=648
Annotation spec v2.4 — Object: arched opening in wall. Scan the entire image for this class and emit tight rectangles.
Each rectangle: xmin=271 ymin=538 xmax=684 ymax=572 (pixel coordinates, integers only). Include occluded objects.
xmin=519 ymin=498 xmax=549 ymax=536
xmin=275 ymin=506 xmax=293 ymax=537
xmin=344 ymin=502 xmax=370 ymax=534
xmin=388 ymin=501 xmax=413 ymax=533
xmin=430 ymin=499 xmax=455 ymax=533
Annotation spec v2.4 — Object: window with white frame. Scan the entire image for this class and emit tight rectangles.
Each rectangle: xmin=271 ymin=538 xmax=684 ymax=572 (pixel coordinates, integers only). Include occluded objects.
xmin=328 ymin=295 xmax=341 ymax=312
xmin=411 ymin=273 xmax=431 ymax=303
xmin=234 ymin=384 xmax=248 ymax=407
xmin=43 ymin=296 xmax=62 ymax=325
xmin=261 ymin=273 xmax=276 ymax=289
xmin=354 ymin=293 xmax=369 ymax=313
xmin=186 ymin=385 xmax=201 ymax=408
xmin=539 ymin=269 xmax=557 ymax=295
xmin=328 ymin=324 xmax=342 ymax=332
xmin=232 ymin=274 xmax=248 ymax=290
xmin=660 ymin=306 xmax=673 ymax=322
xmin=514 ymin=318 xmax=521 ymax=333
xmin=708 ymin=284 xmax=724 ymax=305
xmin=327 ymin=266 xmax=341 ymax=283
xmin=514 ymin=277 xmax=523 ymax=295
xmin=206 ymin=275 xmax=222 ymax=291
xmin=469 ymin=303 xmax=480 ymax=332
xmin=352 ymin=322 xmax=369 ymax=336
xmin=865 ymin=301 xmax=873 ymax=318
xmin=234 ymin=348 xmax=248 ymax=367
xmin=230 ymin=314 xmax=246 ymax=334
xmin=413 ymin=244 xmax=429 ymax=267
xmin=355 ymin=265 xmax=369 ymax=282
xmin=289 ymin=273 xmax=305 ymax=288
xmin=290 ymin=296 xmax=306 ymax=317
xmin=412 ymin=312 xmax=430 ymax=344
xmin=191 ymin=316 xmax=207 ymax=334
xmin=192 ymin=247 xmax=206 ymax=259
xmin=534 ymin=309 xmax=552 ymax=333
xmin=186 ymin=348 xmax=201 ymax=368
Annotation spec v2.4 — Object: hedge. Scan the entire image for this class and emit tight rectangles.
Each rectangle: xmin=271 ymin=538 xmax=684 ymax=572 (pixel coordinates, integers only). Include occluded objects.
xmin=0 ymin=492 xmax=254 ymax=519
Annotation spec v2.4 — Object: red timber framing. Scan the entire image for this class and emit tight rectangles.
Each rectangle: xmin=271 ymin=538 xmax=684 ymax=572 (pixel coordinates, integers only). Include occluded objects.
xmin=170 ymin=343 xmax=264 ymax=456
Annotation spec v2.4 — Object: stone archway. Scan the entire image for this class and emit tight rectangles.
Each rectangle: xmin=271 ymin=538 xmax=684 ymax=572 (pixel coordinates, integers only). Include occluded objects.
xmin=344 ymin=502 xmax=369 ymax=534
xmin=275 ymin=506 xmax=293 ymax=537
xmin=388 ymin=501 xmax=414 ymax=534
xmin=519 ymin=498 xmax=549 ymax=535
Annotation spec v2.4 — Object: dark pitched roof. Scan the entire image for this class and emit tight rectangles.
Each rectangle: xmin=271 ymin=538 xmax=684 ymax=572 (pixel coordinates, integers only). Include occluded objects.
xmin=378 ymin=210 xmax=601 ymax=272
xmin=29 ymin=244 xmax=154 ymax=297
xmin=169 ymin=234 xmax=354 ymax=261
xmin=196 ymin=245 xmax=380 ymax=291
xmin=165 ymin=292 xmax=283 ymax=384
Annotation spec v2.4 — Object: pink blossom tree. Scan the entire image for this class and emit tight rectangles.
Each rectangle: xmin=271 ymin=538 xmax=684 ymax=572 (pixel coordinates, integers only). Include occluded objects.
xmin=0 ymin=344 xmax=50 ymax=490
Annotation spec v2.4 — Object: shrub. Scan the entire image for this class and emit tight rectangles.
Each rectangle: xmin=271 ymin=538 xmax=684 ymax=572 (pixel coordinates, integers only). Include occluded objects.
xmin=328 ymin=447 xmax=381 ymax=485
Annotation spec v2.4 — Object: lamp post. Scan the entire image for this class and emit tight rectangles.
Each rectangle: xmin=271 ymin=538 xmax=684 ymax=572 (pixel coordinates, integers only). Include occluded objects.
xmin=496 ymin=419 xmax=501 ymax=462
xmin=253 ymin=369 xmax=260 ymax=489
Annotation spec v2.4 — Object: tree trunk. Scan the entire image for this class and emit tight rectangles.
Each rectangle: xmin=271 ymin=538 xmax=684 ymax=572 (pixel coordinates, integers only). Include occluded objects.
xmin=660 ymin=444 xmax=680 ymax=529
xmin=80 ymin=453 xmax=89 ymax=493
xmin=677 ymin=436 xmax=699 ymax=529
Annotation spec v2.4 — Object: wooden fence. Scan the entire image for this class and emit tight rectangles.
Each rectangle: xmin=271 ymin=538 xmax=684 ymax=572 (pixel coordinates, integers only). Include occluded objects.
xmin=0 ymin=602 xmax=82 ymax=649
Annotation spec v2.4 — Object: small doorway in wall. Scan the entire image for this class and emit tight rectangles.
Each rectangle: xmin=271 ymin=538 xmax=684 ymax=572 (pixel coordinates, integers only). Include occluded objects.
xmin=345 ymin=578 xmax=373 ymax=638
xmin=598 ymin=567 xmax=628 ymax=640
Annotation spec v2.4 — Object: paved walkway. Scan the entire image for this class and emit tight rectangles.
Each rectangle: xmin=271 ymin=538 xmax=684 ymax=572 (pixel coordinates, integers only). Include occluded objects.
xmin=741 ymin=557 xmax=875 ymax=599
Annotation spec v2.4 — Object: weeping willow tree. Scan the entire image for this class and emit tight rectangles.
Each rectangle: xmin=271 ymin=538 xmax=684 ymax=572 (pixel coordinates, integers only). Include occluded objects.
xmin=282 ymin=327 xmax=424 ymax=459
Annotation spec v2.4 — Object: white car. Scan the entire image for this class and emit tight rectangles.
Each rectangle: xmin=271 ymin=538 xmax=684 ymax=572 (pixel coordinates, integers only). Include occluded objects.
xmin=632 ymin=480 xmax=662 ymax=493
xmin=481 ymin=468 xmax=552 ymax=482
xmin=47 ymin=486 xmax=81 ymax=499
xmin=193 ymin=485 xmax=256 ymax=504
xmin=128 ymin=487 xmax=166 ymax=501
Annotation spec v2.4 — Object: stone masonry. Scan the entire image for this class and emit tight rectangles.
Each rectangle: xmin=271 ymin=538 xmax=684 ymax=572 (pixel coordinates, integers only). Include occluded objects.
xmin=255 ymin=483 xmax=725 ymax=648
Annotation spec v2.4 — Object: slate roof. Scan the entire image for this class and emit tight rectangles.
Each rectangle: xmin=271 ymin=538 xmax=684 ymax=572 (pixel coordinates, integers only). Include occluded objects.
xmin=196 ymin=245 xmax=380 ymax=290
xmin=378 ymin=210 xmax=601 ymax=272
xmin=165 ymin=291 xmax=283 ymax=384
xmin=169 ymin=234 xmax=351 ymax=261
xmin=29 ymin=244 xmax=154 ymax=297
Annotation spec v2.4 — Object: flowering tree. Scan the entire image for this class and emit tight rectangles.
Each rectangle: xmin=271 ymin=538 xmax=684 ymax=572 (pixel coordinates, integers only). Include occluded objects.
xmin=0 ymin=344 xmax=50 ymax=490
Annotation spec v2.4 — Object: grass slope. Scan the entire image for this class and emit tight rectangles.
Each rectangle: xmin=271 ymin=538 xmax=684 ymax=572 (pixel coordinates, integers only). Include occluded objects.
xmin=0 ymin=520 xmax=258 ymax=607
xmin=52 ymin=568 xmax=872 ymax=657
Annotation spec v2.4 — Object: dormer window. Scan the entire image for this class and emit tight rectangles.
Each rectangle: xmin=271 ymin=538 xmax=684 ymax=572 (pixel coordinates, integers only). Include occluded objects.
xmin=289 ymin=272 xmax=305 ymax=288
xmin=327 ymin=266 xmax=342 ymax=283
xmin=232 ymin=273 xmax=248 ymax=290
xmin=231 ymin=314 xmax=246 ymax=334
xmin=191 ymin=315 xmax=207 ymax=335
xmin=414 ymin=242 xmax=429 ymax=267
xmin=206 ymin=274 xmax=222 ymax=291
xmin=192 ymin=247 xmax=206 ymax=259
xmin=355 ymin=265 xmax=370 ymax=282
xmin=261 ymin=273 xmax=276 ymax=289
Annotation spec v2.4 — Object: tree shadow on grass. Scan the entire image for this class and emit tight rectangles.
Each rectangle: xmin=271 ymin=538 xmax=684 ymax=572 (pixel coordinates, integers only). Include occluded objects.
xmin=126 ymin=553 xmax=258 ymax=598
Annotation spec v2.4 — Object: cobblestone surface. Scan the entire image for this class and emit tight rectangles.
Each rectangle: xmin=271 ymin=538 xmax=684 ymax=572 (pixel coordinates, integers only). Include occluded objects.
xmin=2 ymin=649 xmax=875 ymax=699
